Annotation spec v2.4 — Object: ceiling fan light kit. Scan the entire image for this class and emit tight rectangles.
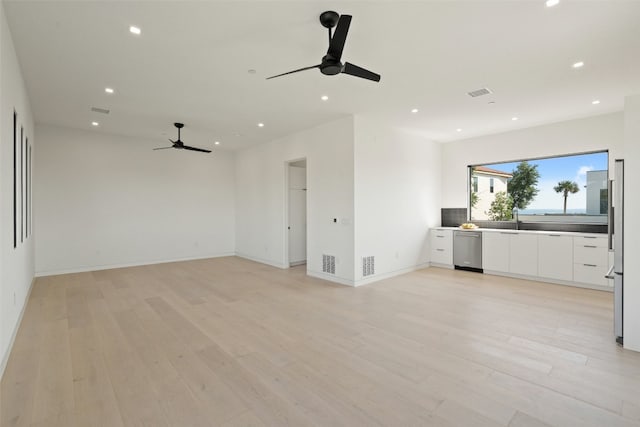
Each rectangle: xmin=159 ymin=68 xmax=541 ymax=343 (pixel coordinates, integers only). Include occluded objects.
xmin=267 ymin=11 xmax=381 ymax=82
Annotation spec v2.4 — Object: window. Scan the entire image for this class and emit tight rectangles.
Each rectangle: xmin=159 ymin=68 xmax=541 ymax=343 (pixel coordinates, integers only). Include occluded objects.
xmin=469 ymin=151 xmax=608 ymax=224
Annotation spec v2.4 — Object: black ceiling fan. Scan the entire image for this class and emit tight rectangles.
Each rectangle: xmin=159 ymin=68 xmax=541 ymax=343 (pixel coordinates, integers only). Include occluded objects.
xmin=267 ymin=11 xmax=381 ymax=82
xmin=153 ymin=123 xmax=211 ymax=153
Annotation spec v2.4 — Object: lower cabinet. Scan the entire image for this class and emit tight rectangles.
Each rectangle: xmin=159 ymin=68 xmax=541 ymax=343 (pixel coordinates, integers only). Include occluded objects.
xmin=538 ymin=234 xmax=573 ymax=281
xmin=430 ymin=229 xmax=453 ymax=265
xmin=482 ymin=231 xmax=538 ymax=276
xmin=574 ymin=264 xmax=609 ymax=287
xmin=433 ymin=228 xmax=610 ymax=290
xmin=482 ymin=232 xmax=510 ymax=272
xmin=509 ymin=233 xmax=539 ymax=277
xmin=573 ymin=236 xmax=610 ymax=287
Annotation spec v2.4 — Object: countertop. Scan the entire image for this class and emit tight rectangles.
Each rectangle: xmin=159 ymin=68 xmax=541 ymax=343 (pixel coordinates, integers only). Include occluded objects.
xmin=432 ymin=226 xmax=605 ymax=238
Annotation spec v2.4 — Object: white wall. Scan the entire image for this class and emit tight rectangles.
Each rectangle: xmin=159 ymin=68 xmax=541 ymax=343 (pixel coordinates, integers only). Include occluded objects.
xmin=353 ymin=115 xmax=441 ymax=285
xmin=0 ymin=2 xmax=35 ymax=375
xmin=34 ymin=124 xmax=235 ymax=275
xmin=623 ymin=95 xmax=640 ymax=351
xmin=441 ymin=113 xmax=624 ymax=209
xmin=235 ymin=116 xmax=355 ymax=284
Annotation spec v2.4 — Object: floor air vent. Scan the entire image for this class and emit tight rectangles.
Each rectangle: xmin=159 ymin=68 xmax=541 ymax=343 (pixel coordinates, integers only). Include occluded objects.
xmin=322 ymin=254 xmax=336 ymax=274
xmin=362 ymin=256 xmax=375 ymax=277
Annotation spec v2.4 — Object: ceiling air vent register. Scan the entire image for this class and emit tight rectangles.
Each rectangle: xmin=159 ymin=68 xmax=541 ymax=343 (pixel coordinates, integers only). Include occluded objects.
xmin=90 ymin=107 xmax=110 ymax=114
xmin=467 ymin=88 xmax=492 ymax=98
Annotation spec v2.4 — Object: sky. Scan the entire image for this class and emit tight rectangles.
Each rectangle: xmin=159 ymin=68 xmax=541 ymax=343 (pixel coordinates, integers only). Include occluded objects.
xmin=483 ymin=151 xmax=608 ymax=212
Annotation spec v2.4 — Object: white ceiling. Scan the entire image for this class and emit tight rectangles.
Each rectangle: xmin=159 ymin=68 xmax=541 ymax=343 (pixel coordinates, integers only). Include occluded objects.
xmin=5 ymin=1 xmax=640 ymax=151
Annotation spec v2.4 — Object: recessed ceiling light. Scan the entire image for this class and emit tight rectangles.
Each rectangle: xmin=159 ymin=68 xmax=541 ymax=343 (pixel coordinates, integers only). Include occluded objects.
xmin=129 ymin=26 xmax=141 ymax=35
xmin=214 ymin=141 xmax=220 ymax=145
xmin=512 ymin=117 xmax=519 ymax=121
xmin=592 ymin=100 xmax=601 ymax=105
xmin=456 ymin=128 xmax=462 ymax=132
xmin=411 ymin=108 xmax=419 ymax=113
xmin=105 ymin=87 xmax=114 ymax=94
xmin=321 ymin=95 xmax=329 ymax=101
xmin=91 ymin=121 xmax=99 ymax=126
xmin=546 ymin=0 xmax=559 ymax=7
xmin=572 ymin=61 xmax=584 ymax=69
xmin=257 ymin=123 xmax=265 ymax=127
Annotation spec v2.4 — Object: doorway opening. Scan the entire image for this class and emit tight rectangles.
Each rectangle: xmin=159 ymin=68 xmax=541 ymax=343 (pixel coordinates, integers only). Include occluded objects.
xmin=286 ymin=159 xmax=307 ymax=267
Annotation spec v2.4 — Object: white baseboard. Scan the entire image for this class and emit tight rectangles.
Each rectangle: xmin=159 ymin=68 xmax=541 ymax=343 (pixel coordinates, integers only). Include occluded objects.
xmin=307 ymin=270 xmax=355 ymax=287
xmin=35 ymin=252 xmax=236 ymax=277
xmin=235 ymin=253 xmax=288 ymax=269
xmin=1 ymin=276 xmax=36 ymax=381
xmin=289 ymin=260 xmax=307 ymax=267
xmin=353 ymin=262 xmax=431 ymax=287
xmin=428 ymin=262 xmax=455 ymax=270
xmin=481 ymin=270 xmax=613 ymax=292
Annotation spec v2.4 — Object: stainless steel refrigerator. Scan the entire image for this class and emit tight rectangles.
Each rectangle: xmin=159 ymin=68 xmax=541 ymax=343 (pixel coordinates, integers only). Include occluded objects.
xmin=608 ymin=159 xmax=624 ymax=345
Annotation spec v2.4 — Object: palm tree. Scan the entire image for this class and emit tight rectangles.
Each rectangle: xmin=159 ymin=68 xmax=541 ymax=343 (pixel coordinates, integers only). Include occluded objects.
xmin=554 ymin=180 xmax=580 ymax=214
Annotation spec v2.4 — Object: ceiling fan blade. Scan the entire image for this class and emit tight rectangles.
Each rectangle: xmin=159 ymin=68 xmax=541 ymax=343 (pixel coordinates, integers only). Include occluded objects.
xmin=182 ymin=145 xmax=212 ymax=153
xmin=266 ymin=64 xmax=320 ymax=80
xmin=153 ymin=146 xmax=173 ymax=150
xmin=327 ymin=14 xmax=351 ymax=61
xmin=342 ymin=62 xmax=381 ymax=82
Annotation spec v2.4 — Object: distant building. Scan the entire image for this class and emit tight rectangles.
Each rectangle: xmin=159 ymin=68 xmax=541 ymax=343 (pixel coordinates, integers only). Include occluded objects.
xmin=471 ymin=166 xmax=513 ymax=220
xmin=586 ymin=170 xmax=608 ymax=215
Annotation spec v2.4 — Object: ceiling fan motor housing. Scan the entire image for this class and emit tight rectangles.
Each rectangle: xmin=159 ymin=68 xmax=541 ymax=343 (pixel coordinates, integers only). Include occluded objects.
xmin=320 ymin=56 xmax=342 ymax=75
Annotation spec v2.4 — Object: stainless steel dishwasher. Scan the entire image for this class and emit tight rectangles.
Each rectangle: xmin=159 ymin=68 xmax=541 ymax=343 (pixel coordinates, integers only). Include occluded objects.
xmin=453 ymin=230 xmax=483 ymax=272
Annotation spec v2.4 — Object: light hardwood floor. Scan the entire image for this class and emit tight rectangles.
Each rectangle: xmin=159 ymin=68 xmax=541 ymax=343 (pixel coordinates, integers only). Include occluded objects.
xmin=2 ymin=256 xmax=640 ymax=426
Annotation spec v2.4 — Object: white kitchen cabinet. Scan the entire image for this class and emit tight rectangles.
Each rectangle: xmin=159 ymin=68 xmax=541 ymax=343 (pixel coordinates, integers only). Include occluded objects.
xmin=482 ymin=231 xmax=510 ymax=272
xmin=573 ymin=235 xmax=609 ymax=287
xmin=437 ymin=227 xmax=610 ymax=291
xmin=574 ymin=264 xmax=609 ymax=287
xmin=538 ymin=234 xmax=573 ymax=281
xmin=509 ymin=233 xmax=538 ymax=277
xmin=430 ymin=229 xmax=453 ymax=266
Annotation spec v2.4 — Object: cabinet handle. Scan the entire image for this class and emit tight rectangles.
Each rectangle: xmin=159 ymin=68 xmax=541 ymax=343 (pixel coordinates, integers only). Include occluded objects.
xmin=583 ymin=264 xmax=597 ymax=267
xmin=436 ymin=249 xmax=444 ymax=252
xmin=582 ymin=236 xmax=597 ymax=239
xmin=605 ymin=265 xmax=615 ymax=279
xmin=500 ymin=232 xmax=518 ymax=235
xmin=584 ymin=245 xmax=597 ymax=248
xmin=436 ymin=235 xmax=445 ymax=238
xmin=547 ymin=234 xmax=561 ymax=237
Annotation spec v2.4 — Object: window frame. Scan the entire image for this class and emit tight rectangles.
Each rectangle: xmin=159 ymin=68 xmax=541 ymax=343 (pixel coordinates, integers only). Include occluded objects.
xmin=468 ymin=150 xmax=609 ymax=224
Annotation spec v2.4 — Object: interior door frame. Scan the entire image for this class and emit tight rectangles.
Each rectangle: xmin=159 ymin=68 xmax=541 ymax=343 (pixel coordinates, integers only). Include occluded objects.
xmin=284 ymin=157 xmax=307 ymax=268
